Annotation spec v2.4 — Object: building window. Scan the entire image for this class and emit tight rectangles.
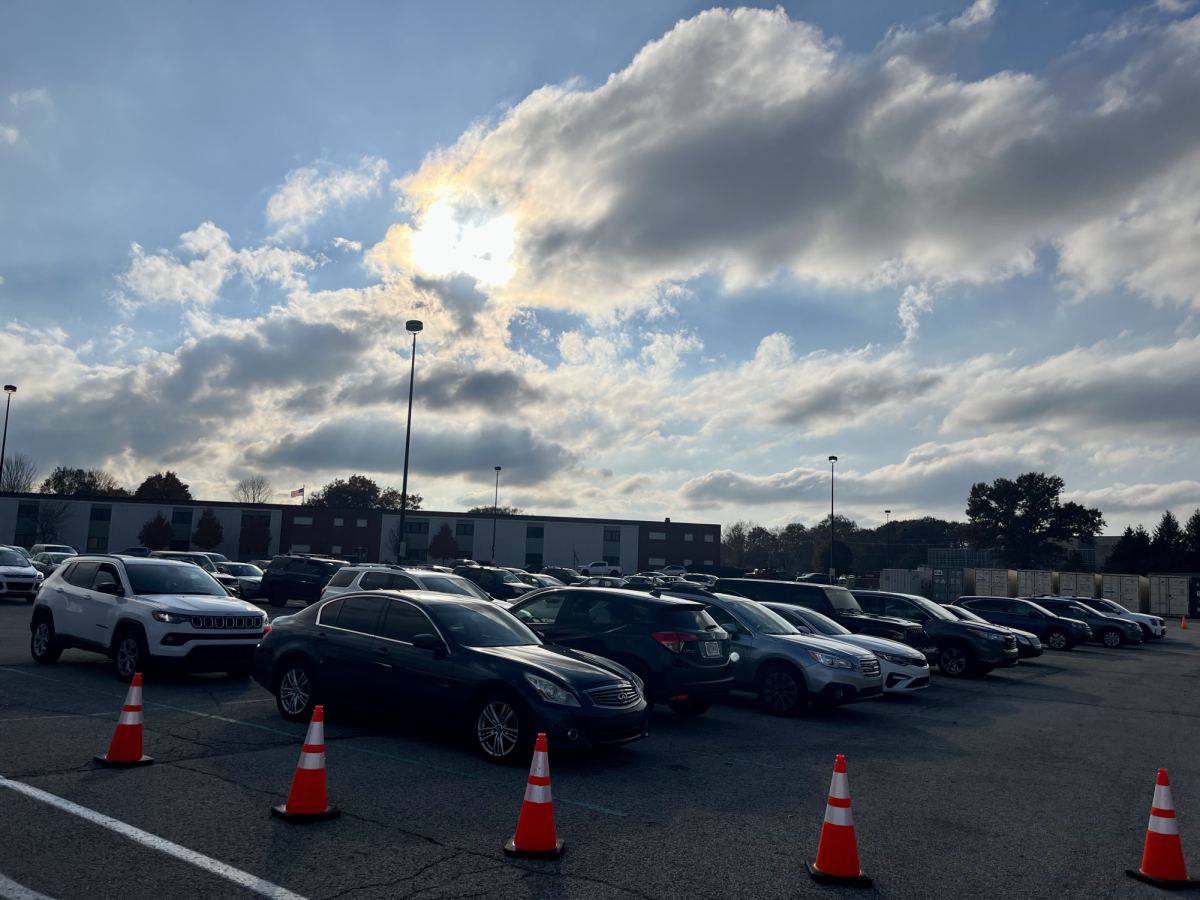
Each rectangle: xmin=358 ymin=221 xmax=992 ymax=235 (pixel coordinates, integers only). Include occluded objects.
xmin=704 ymin=534 xmax=714 ymax=542
xmin=525 ymin=552 xmax=543 ymax=566
xmin=291 ymin=544 xmax=311 ymax=552
xmin=294 ymin=516 xmax=313 ymax=525
xmin=408 ymin=549 xmax=428 ymax=561
xmin=456 ymin=523 xmax=474 ymax=536
xmin=649 ymin=532 xmax=666 ymax=540
xmin=334 ymin=518 xmax=344 ymax=527
xmin=684 ymin=534 xmax=693 ymax=542
xmin=353 ymin=546 xmax=368 ymax=557
xmin=172 ymin=510 xmax=192 ymax=525
xmin=331 ymin=545 xmax=342 ymax=554
xmin=15 ymin=503 xmax=37 ymax=548
xmin=648 ymin=557 xmax=666 ymax=566
xmin=89 ymin=507 xmax=112 ymax=522
xmin=356 ymin=519 xmax=367 ymax=527
xmin=404 ymin=522 xmax=429 ymax=534
xmin=527 ymin=526 xmax=544 ymax=539
xmin=87 ymin=536 xmax=109 ymax=551
xmin=603 ymin=529 xmax=620 ymax=542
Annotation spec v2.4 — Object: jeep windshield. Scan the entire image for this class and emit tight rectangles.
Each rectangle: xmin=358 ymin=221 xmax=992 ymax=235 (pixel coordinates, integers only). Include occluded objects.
xmin=125 ymin=562 xmax=228 ymax=596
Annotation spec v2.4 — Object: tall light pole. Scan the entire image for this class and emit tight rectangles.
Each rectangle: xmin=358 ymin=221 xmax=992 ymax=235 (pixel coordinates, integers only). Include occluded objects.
xmin=0 ymin=385 xmax=16 ymax=493
xmin=491 ymin=466 xmax=501 ymax=564
xmin=828 ymin=456 xmax=838 ymax=582
xmin=884 ymin=509 xmax=891 ymax=570
xmin=397 ymin=321 xmax=423 ymax=562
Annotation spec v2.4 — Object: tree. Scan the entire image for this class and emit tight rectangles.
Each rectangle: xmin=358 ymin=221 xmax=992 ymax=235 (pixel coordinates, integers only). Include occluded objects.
xmin=723 ymin=520 xmax=750 ymax=567
xmin=39 ymin=466 xmax=127 ymax=497
xmin=965 ymin=472 xmax=1105 ymax=568
xmin=1186 ymin=510 xmax=1200 ymax=572
xmin=1150 ymin=510 xmax=1187 ymax=572
xmin=814 ymin=541 xmax=853 ymax=574
xmin=744 ymin=525 xmax=780 ymax=569
xmin=380 ymin=488 xmax=422 ymax=510
xmin=308 ymin=474 xmax=417 ymax=509
xmin=191 ymin=509 xmax=224 ymax=550
xmin=138 ymin=513 xmax=175 ymax=551
xmin=1104 ymin=525 xmax=1152 ymax=576
xmin=429 ymin=523 xmax=458 ymax=562
xmin=135 ymin=471 xmax=192 ymax=500
xmin=466 ymin=505 xmax=522 ymax=515
xmin=231 ymin=475 xmax=273 ymax=504
xmin=35 ymin=500 xmax=73 ymax=543
xmin=0 ymin=452 xmax=39 ymax=493
xmin=239 ymin=520 xmax=272 ymax=557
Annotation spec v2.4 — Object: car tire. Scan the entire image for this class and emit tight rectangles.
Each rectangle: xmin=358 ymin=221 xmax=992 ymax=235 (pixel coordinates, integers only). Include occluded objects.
xmin=937 ymin=644 xmax=975 ymax=678
xmin=30 ymin=615 xmax=62 ymax=665
xmin=1045 ymin=628 xmax=1071 ymax=651
xmin=1101 ymin=628 xmax=1125 ymax=648
xmin=757 ymin=662 xmax=806 ymax=716
xmin=274 ymin=658 xmax=318 ymax=722
xmin=113 ymin=627 xmax=150 ymax=683
xmin=267 ymin=584 xmax=289 ymax=608
xmin=471 ymin=690 xmax=534 ymax=765
xmin=667 ymin=697 xmax=713 ymax=717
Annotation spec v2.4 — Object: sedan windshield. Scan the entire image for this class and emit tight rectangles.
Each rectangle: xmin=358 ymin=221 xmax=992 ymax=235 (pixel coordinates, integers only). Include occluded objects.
xmin=723 ymin=598 xmax=798 ymax=635
xmin=0 ymin=549 xmax=28 ymax=567
xmin=419 ymin=575 xmax=492 ymax=602
xmin=496 ymin=570 xmax=522 ymax=583
xmin=909 ymin=596 xmax=959 ymax=622
xmin=433 ymin=603 xmax=540 ymax=647
xmin=790 ymin=607 xmax=850 ymax=636
xmin=126 ymin=562 xmax=228 ymax=595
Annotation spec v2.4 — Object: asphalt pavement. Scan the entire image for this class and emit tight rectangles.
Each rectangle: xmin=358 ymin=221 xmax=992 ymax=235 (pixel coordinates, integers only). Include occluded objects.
xmin=0 ymin=596 xmax=1197 ymax=900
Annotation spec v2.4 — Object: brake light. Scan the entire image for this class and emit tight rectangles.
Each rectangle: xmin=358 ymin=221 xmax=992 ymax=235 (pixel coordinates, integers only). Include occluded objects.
xmin=651 ymin=631 xmax=701 ymax=653
xmin=262 ymin=623 xmax=272 ymax=637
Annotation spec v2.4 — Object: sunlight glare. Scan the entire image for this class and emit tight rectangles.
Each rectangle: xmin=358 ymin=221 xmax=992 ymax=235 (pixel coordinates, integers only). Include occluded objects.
xmin=410 ymin=199 xmax=515 ymax=285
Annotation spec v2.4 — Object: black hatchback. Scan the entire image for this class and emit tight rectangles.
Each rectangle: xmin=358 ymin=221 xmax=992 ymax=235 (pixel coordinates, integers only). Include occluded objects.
xmin=254 ymin=590 xmax=649 ymax=764
xmin=507 ymin=587 xmax=733 ymax=717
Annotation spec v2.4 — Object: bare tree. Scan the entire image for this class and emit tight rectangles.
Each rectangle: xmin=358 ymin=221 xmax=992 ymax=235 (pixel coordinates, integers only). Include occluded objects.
xmin=0 ymin=452 xmax=39 ymax=493
xmin=36 ymin=500 xmax=73 ymax=544
xmin=232 ymin=475 xmax=274 ymax=504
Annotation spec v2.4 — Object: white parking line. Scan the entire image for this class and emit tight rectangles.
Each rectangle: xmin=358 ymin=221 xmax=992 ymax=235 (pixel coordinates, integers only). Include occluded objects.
xmin=0 ymin=873 xmax=55 ymax=900
xmin=0 ymin=777 xmax=308 ymax=900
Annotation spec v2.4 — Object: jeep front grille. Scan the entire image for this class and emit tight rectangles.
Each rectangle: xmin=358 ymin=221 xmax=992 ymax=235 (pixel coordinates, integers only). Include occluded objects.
xmin=190 ymin=615 xmax=263 ymax=629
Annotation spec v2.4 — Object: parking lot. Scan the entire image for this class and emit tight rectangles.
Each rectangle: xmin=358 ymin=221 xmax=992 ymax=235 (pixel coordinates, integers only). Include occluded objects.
xmin=1 ymin=597 xmax=1198 ymax=900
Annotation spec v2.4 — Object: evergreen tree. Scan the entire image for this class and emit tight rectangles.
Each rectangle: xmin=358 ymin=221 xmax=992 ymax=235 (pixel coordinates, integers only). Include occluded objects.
xmin=428 ymin=524 xmax=458 ymax=562
xmin=138 ymin=513 xmax=174 ymax=551
xmin=191 ymin=509 xmax=224 ymax=550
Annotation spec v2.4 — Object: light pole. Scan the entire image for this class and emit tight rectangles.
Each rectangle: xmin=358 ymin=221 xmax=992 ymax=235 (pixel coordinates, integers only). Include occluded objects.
xmin=0 ymin=385 xmax=15 ymax=493
xmin=491 ymin=466 xmax=501 ymax=564
xmin=884 ymin=509 xmax=891 ymax=570
xmin=397 ymin=321 xmax=423 ymax=562
xmin=828 ymin=456 xmax=838 ymax=582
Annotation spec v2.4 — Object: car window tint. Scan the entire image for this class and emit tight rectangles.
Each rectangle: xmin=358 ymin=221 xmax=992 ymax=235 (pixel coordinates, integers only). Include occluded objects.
xmin=380 ymin=600 xmax=434 ymax=643
xmin=884 ymin=598 xmax=919 ymax=619
xmin=336 ymin=595 xmax=386 ymax=634
xmin=92 ymin=564 xmax=121 ymax=591
xmin=973 ymin=599 xmax=1007 ymax=612
xmin=703 ymin=603 xmax=741 ymax=632
xmin=855 ymin=594 xmax=885 ymax=615
xmin=564 ymin=595 xmax=631 ymax=627
xmin=318 ymin=598 xmax=344 ymax=625
xmin=285 ymin=559 xmax=309 ymax=572
xmin=657 ymin=607 xmax=717 ymax=630
xmin=513 ymin=592 xmax=567 ymax=625
xmin=305 ymin=561 xmax=326 ymax=576
xmin=389 ymin=574 xmax=419 ymax=590
xmin=326 ymin=569 xmax=358 ymax=588
xmin=359 ymin=571 xmax=391 ymax=590
xmin=66 ymin=561 xmax=99 ymax=588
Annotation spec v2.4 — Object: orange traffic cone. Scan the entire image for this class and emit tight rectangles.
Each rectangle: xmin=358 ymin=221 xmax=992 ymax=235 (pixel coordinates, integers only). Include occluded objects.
xmin=94 ymin=673 xmax=153 ymax=768
xmin=807 ymin=754 xmax=871 ymax=887
xmin=271 ymin=706 xmax=340 ymax=823
xmin=1182 ymin=616 xmax=1187 ymax=629
xmin=1127 ymin=768 xmax=1200 ymax=888
xmin=504 ymin=733 xmax=564 ymax=859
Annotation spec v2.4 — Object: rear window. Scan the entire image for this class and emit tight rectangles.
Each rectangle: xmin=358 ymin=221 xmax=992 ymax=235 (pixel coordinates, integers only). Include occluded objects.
xmin=326 ymin=568 xmax=358 ymax=588
xmin=822 ymin=587 xmax=862 ymax=611
xmin=656 ymin=606 xmax=719 ymax=631
xmin=322 ymin=561 xmax=347 ymax=576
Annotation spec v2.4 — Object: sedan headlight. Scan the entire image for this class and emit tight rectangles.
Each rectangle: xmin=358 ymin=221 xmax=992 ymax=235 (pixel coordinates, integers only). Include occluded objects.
xmin=808 ymin=650 xmax=853 ymax=669
xmin=875 ymin=651 xmax=923 ymax=666
xmin=524 ymin=672 xmax=581 ymax=707
xmin=152 ymin=610 xmax=191 ymax=624
xmin=1015 ymin=633 xmax=1030 ymax=644
xmin=967 ymin=628 xmax=1005 ymax=642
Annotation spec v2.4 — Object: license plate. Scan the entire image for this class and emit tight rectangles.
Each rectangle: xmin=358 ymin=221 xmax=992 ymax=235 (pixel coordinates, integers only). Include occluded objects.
xmin=703 ymin=641 xmax=722 ymax=658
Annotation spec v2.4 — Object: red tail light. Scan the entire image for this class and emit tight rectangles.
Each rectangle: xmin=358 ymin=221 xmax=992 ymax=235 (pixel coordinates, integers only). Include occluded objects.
xmin=262 ymin=623 xmax=272 ymax=637
xmin=651 ymin=631 xmax=701 ymax=653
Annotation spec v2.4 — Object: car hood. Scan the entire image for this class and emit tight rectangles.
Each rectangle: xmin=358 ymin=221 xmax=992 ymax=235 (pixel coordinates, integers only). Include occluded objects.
xmin=1058 ymin=616 xmax=1091 ymax=630
xmin=0 ymin=565 xmax=38 ymax=576
xmin=821 ymin=632 xmax=924 ymax=658
xmin=136 ymin=594 xmax=262 ymax=615
xmin=841 ymin=611 xmax=918 ymax=630
xmin=954 ymin=620 xmax=1012 ymax=637
xmin=772 ymin=632 xmax=873 ymax=661
xmin=472 ymin=644 xmax=636 ymax=687
xmin=1007 ymin=627 xmax=1039 ymax=641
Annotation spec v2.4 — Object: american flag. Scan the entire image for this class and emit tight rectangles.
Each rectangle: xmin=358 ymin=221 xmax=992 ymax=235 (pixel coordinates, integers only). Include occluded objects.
xmin=290 ymin=487 xmax=304 ymax=498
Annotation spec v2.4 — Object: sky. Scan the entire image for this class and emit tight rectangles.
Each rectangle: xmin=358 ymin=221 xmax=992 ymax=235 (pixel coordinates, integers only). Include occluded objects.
xmin=1 ymin=0 xmax=1199 ymax=534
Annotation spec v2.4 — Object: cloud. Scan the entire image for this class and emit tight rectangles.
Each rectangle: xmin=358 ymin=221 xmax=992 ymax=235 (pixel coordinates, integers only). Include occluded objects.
xmin=8 ymin=89 xmax=51 ymax=111
xmin=333 ymin=237 xmax=362 ymax=252
xmin=0 ymin=124 xmax=18 ymax=144
xmin=267 ymin=157 xmax=388 ymax=237
xmin=1065 ymin=481 xmax=1200 ymax=514
xmin=334 ymin=363 xmax=545 ymax=412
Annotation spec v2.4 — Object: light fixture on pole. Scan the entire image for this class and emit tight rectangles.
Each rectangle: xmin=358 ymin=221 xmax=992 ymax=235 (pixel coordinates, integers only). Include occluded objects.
xmin=397 ymin=320 xmax=423 ymax=562
xmin=884 ymin=509 xmax=891 ymax=570
xmin=491 ymin=466 xmax=501 ymax=564
xmin=0 ymin=385 xmax=16 ymax=493
xmin=828 ymin=456 xmax=838 ymax=582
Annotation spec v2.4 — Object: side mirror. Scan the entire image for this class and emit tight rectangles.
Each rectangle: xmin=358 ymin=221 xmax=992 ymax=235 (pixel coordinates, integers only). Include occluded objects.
xmin=412 ymin=633 xmax=445 ymax=652
xmin=795 ymin=625 xmax=813 ymax=634
xmin=97 ymin=582 xmax=123 ymax=596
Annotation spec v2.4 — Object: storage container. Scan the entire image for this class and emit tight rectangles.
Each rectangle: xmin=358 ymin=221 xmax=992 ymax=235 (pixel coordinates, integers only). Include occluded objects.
xmin=1148 ymin=574 xmax=1200 ymax=617
xmin=929 ymin=567 xmax=975 ymax=605
xmin=880 ymin=568 xmax=930 ymax=596
xmin=975 ymin=568 xmax=1014 ymax=598
xmin=1016 ymin=569 xmax=1054 ymax=598
xmin=1102 ymin=574 xmax=1149 ymax=613
xmin=1057 ymin=572 xmax=1099 ymax=599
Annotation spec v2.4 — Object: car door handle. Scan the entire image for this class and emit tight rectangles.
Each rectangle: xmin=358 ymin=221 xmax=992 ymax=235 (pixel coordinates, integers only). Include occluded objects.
xmin=375 ymin=646 xmax=389 ymax=656
xmin=315 ymin=632 xmax=328 ymax=642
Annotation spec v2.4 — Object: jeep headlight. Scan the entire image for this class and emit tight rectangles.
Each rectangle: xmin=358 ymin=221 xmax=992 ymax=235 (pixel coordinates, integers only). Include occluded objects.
xmin=808 ymin=650 xmax=853 ymax=669
xmin=152 ymin=610 xmax=191 ymax=624
xmin=524 ymin=672 xmax=581 ymax=707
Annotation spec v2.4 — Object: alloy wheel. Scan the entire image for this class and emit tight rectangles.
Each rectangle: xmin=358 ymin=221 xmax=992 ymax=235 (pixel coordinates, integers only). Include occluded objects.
xmin=1103 ymin=630 xmax=1122 ymax=648
xmin=1047 ymin=630 xmax=1068 ymax=650
xmin=762 ymin=672 xmax=798 ymax=711
xmin=32 ymin=623 xmax=50 ymax=658
xmin=279 ymin=668 xmax=311 ymax=716
xmin=941 ymin=648 xmax=968 ymax=676
xmin=477 ymin=700 xmax=519 ymax=758
xmin=116 ymin=637 xmax=139 ymax=677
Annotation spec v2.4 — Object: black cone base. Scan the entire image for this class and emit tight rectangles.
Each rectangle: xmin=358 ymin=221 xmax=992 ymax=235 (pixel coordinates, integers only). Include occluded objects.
xmin=504 ymin=838 xmax=564 ymax=860
xmin=94 ymin=755 xmax=154 ymax=768
xmin=1126 ymin=868 xmax=1200 ymax=890
xmin=271 ymin=804 xmax=341 ymax=823
xmin=807 ymin=861 xmax=872 ymax=887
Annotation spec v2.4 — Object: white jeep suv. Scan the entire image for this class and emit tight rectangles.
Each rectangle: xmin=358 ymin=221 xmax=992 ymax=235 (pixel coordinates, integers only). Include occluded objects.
xmin=578 ymin=560 xmax=623 ymax=577
xmin=30 ymin=555 xmax=266 ymax=681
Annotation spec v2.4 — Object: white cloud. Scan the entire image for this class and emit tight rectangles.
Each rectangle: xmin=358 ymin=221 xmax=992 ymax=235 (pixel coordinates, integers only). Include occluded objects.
xmin=333 ymin=237 xmax=362 ymax=252
xmin=8 ymin=88 xmax=51 ymax=111
xmin=267 ymin=157 xmax=388 ymax=237
xmin=0 ymin=124 xmax=18 ymax=144
xmin=1065 ymin=481 xmax=1200 ymax=514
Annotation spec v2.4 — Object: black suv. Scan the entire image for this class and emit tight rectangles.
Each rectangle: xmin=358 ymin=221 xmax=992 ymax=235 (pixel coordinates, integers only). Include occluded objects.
xmin=453 ymin=566 xmax=535 ymax=601
xmin=716 ymin=578 xmax=934 ymax=653
xmin=260 ymin=555 xmax=348 ymax=607
xmin=507 ymin=587 xmax=733 ymax=716
xmin=952 ymin=597 xmax=1093 ymax=650
xmin=851 ymin=590 xmax=1019 ymax=677
xmin=539 ymin=566 xmax=583 ymax=585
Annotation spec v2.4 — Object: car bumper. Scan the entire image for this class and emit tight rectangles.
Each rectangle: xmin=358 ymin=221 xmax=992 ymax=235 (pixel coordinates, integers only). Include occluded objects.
xmin=152 ymin=642 xmax=257 ymax=672
xmin=882 ymin=664 xmax=931 ymax=693
xmin=1016 ymin=643 xmax=1043 ymax=659
xmin=977 ymin=645 xmax=1021 ymax=665
xmin=531 ymin=703 xmax=650 ymax=751
xmin=654 ymin=669 xmax=734 ymax=703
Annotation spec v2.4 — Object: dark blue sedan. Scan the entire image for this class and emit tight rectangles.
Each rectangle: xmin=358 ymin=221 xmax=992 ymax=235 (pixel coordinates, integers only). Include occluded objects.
xmin=254 ymin=590 xmax=649 ymax=764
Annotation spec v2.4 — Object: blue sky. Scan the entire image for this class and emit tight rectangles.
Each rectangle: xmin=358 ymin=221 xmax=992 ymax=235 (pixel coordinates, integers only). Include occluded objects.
xmin=2 ymin=0 xmax=1199 ymax=533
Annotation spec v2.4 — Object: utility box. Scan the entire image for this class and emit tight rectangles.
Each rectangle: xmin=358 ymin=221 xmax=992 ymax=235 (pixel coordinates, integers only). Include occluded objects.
xmin=1058 ymin=572 xmax=1099 ymax=598
xmin=881 ymin=568 xmax=930 ymax=596
xmin=975 ymin=568 xmax=1014 ymax=598
xmin=1148 ymin=574 xmax=1200 ymax=617
xmin=1017 ymin=569 xmax=1054 ymax=597
xmin=929 ymin=567 xmax=975 ymax=605
xmin=1102 ymin=574 xmax=1149 ymax=613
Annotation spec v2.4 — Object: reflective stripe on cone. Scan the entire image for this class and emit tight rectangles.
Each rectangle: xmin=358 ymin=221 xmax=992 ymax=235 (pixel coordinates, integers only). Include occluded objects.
xmin=807 ymin=754 xmax=871 ymax=888
xmin=505 ymin=733 xmax=564 ymax=859
xmin=271 ymin=706 xmax=340 ymax=824
xmin=94 ymin=673 xmax=153 ymax=768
